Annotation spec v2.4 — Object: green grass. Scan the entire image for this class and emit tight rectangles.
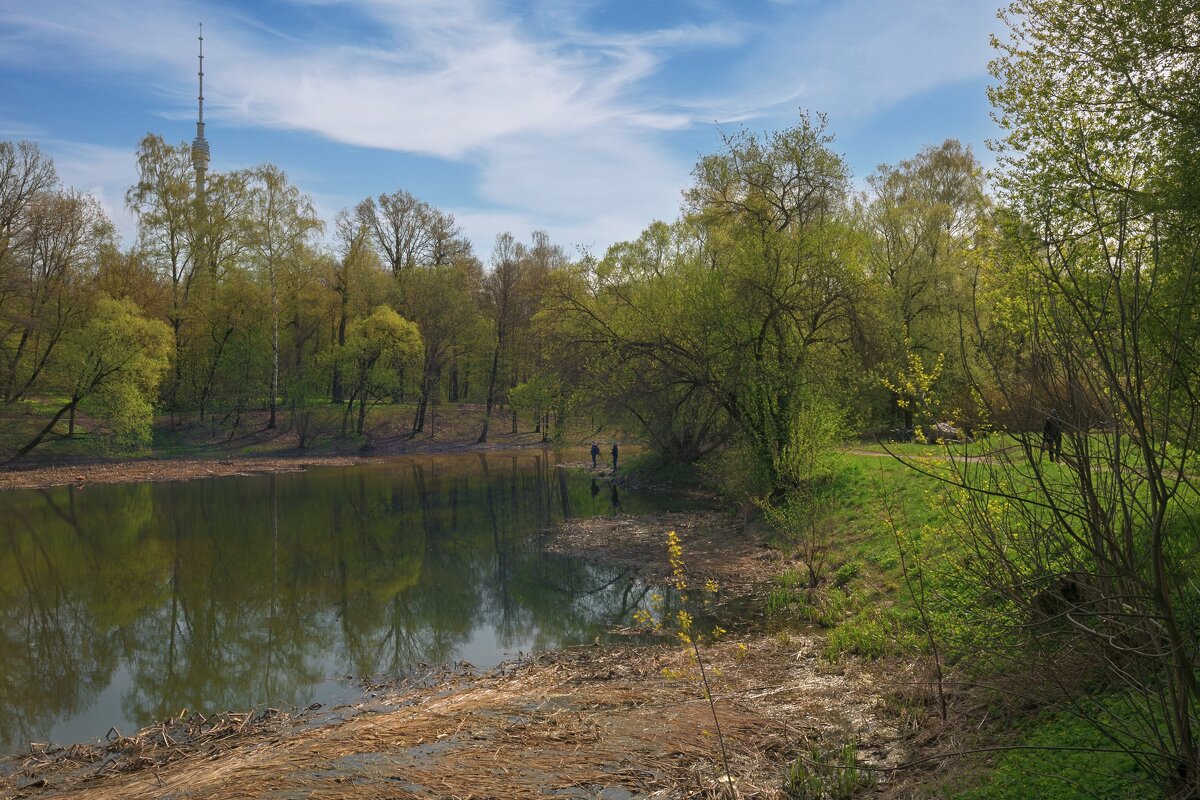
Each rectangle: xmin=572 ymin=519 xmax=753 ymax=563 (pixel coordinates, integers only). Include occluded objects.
xmin=765 ymin=447 xmax=1195 ymax=798
xmin=950 ymin=702 xmax=1152 ymax=799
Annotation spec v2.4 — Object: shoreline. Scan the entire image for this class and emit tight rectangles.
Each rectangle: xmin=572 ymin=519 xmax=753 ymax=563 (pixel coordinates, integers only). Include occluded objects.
xmin=0 ymin=440 xmax=585 ymax=492
xmin=0 ymin=402 xmax=615 ymax=492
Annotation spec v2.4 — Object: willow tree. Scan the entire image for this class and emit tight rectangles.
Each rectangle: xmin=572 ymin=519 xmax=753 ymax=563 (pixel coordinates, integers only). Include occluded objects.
xmin=336 ymin=305 xmax=422 ymax=437
xmin=862 ymin=140 xmax=989 ymax=430
xmin=548 ymin=114 xmax=860 ymax=492
xmin=9 ymin=295 xmax=171 ymax=460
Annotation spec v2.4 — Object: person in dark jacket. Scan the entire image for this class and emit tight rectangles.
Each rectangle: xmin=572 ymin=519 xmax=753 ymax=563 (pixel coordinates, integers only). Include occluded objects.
xmin=590 ymin=442 xmax=600 ymax=469
xmin=611 ymin=441 xmax=619 ymax=470
xmin=1043 ymin=409 xmax=1063 ymax=463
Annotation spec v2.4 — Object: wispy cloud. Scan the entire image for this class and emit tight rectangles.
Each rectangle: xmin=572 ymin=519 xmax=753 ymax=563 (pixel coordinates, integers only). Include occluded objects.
xmin=730 ymin=0 xmax=1000 ymax=122
xmin=46 ymin=141 xmax=139 ymax=248
xmin=0 ymin=0 xmax=1001 ymax=255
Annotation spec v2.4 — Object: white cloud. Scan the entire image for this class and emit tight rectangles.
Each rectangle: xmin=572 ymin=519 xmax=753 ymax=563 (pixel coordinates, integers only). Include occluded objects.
xmin=717 ymin=0 xmax=1000 ymax=123
xmin=472 ymin=129 xmax=688 ymax=245
xmin=47 ymin=141 xmax=139 ymax=248
xmin=0 ymin=0 xmax=1002 ymax=256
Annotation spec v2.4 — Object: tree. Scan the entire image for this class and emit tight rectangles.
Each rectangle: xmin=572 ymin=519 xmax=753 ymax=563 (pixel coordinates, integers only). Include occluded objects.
xmin=398 ymin=262 xmax=484 ymax=436
xmin=862 ymin=140 xmax=988 ymax=429
xmin=9 ymin=295 xmax=171 ymax=460
xmin=354 ymin=188 xmax=481 ymax=435
xmin=247 ymin=165 xmax=322 ymax=428
xmin=0 ymin=141 xmax=58 ymax=301
xmin=355 ymin=190 xmax=461 ymax=275
xmin=126 ymin=135 xmax=200 ymax=418
xmin=335 ymin=305 xmax=422 ymax=437
xmin=476 ymin=231 xmax=563 ymax=442
xmin=550 ymin=115 xmax=860 ymax=493
xmin=0 ymin=188 xmax=111 ymax=403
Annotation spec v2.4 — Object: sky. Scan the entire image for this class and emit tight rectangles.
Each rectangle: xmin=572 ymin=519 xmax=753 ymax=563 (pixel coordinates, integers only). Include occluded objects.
xmin=0 ymin=0 xmax=1005 ymax=260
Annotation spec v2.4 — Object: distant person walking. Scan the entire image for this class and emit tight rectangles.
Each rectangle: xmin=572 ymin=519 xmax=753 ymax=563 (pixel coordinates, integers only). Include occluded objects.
xmin=611 ymin=442 xmax=619 ymax=470
xmin=590 ymin=442 xmax=600 ymax=469
xmin=1042 ymin=409 xmax=1063 ymax=463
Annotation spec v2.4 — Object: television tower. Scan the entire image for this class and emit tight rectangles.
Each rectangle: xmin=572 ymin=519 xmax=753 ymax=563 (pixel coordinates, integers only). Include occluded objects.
xmin=191 ymin=23 xmax=210 ymax=198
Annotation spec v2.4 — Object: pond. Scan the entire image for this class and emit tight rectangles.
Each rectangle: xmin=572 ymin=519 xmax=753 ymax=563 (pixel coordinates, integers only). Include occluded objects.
xmin=0 ymin=451 xmax=679 ymax=751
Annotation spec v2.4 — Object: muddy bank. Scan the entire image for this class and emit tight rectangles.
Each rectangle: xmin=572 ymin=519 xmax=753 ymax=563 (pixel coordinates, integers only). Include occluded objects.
xmin=0 ymin=403 xmax=631 ymax=492
xmin=0 ymin=508 xmax=946 ymax=800
xmin=0 ymin=450 xmax=628 ymax=493
xmin=0 ymin=454 xmax=390 ymax=492
xmin=543 ymin=510 xmax=779 ymax=598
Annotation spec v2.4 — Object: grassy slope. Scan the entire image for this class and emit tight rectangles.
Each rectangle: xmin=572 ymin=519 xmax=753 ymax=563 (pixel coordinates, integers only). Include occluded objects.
xmin=760 ymin=447 xmax=1163 ymax=799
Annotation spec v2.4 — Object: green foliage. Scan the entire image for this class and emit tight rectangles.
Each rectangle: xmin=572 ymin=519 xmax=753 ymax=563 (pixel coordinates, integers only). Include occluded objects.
xmin=823 ymin=607 xmax=894 ymax=660
xmin=765 ymin=586 xmax=803 ymax=617
xmin=832 ymin=561 xmax=860 ymax=587
xmin=51 ymin=295 xmax=171 ymax=451
xmin=545 ymin=114 xmax=863 ymax=495
xmin=335 ymin=305 xmax=422 ymax=435
xmin=784 ymin=741 xmax=876 ymax=800
xmin=952 ymin=701 xmax=1152 ymax=800
xmin=508 ymin=374 xmax=556 ymax=436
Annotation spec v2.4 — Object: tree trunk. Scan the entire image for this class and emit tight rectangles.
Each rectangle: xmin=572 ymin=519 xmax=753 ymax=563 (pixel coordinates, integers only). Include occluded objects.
xmin=341 ymin=387 xmax=357 ymax=436
xmin=10 ymin=398 xmax=77 ymax=463
xmin=268 ymin=272 xmax=279 ymax=429
xmin=412 ymin=388 xmax=428 ymax=435
xmin=477 ymin=345 xmax=500 ymax=443
xmin=332 ymin=296 xmax=348 ymax=403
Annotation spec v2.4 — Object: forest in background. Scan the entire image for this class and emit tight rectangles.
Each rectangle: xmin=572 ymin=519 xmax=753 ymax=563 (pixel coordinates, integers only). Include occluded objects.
xmin=2 ymin=0 xmax=1199 ymax=795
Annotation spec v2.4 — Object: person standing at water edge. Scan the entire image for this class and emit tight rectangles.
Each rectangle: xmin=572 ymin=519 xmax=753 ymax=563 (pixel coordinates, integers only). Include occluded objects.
xmin=590 ymin=442 xmax=600 ymax=469
xmin=611 ymin=441 xmax=619 ymax=470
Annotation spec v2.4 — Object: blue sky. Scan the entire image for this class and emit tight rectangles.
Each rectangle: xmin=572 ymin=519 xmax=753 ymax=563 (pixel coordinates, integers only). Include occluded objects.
xmin=0 ymin=0 xmax=1004 ymax=258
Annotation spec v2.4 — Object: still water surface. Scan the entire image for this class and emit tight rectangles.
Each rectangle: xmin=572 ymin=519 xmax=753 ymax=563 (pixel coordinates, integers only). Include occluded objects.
xmin=0 ymin=451 xmax=676 ymax=750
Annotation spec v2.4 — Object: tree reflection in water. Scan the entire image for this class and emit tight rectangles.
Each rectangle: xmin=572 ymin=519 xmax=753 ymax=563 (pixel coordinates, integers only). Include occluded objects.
xmin=0 ymin=451 xmax=676 ymax=749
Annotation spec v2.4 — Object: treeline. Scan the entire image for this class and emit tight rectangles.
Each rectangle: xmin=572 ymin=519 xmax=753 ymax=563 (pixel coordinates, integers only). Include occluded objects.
xmin=0 ymin=135 xmax=575 ymax=459
xmin=0 ymin=121 xmax=1001 ymax=472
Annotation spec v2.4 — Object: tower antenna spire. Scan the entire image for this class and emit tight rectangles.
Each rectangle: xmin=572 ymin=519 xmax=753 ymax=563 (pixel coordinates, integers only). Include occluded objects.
xmin=191 ymin=22 xmax=210 ymax=198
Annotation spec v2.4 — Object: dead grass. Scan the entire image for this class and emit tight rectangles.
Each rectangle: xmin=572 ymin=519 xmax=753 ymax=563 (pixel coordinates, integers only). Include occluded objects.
xmin=0 ymin=635 xmax=918 ymax=800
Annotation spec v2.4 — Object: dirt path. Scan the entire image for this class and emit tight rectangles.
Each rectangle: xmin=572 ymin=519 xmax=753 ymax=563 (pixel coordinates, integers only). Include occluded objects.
xmin=0 ymin=509 xmax=933 ymax=800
